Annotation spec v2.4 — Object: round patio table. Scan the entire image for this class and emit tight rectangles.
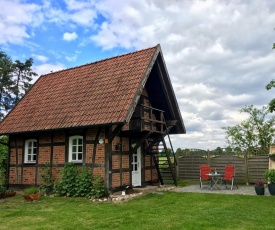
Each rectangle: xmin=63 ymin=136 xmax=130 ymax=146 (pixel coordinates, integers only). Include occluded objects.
xmin=207 ymin=173 xmax=222 ymax=190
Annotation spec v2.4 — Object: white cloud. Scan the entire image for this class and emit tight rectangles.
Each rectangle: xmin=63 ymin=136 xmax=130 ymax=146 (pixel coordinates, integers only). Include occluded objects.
xmin=63 ymin=32 xmax=78 ymax=41
xmin=34 ymin=63 xmax=65 ymax=76
xmin=65 ymin=54 xmax=77 ymax=62
xmin=221 ymin=94 xmax=254 ymax=107
xmin=33 ymin=54 xmax=48 ymax=62
xmin=90 ymin=0 xmax=275 ymax=150
xmin=0 ymin=0 xmax=43 ymax=44
xmin=71 ymin=9 xmax=97 ymax=26
xmin=64 ymin=0 xmax=92 ymax=11
xmin=2 ymin=0 xmax=275 ymax=151
xmin=43 ymin=0 xmax=97 ymax=27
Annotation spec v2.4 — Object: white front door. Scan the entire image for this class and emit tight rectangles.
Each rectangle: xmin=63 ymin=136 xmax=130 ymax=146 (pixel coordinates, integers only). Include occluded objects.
xmin=132 ymin=146 xmax=141 ymax=186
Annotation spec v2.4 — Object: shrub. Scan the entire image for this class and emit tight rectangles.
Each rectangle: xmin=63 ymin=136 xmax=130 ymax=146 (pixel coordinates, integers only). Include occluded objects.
xmin=0 ymin=187 xmax=6 ymax=194
xmin=39 ymin=162 xmax=53 ymax=195
xmin=0 ymin=136 xmax=8 ymax=192
xmin=0 ymin=166 xmax=6 ymax=193
xmin=54 ymin=163 xmax=79 ymax=197
xmin=90 ymin=175 xmax=108 ymax=199
xmin=74 ymin=166 xmax=93 ymax=197
xmin=264 ymin=169 xmax=275 ymax=184
xmin=54 ymin=163 xmax=107 ymax=198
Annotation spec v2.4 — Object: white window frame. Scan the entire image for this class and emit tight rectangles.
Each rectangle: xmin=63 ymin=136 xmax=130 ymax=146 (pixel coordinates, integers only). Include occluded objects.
xmin=24 ymin=139 xmax=37 ymax=163
xmin=69 ymin=135 xmax=83 ymax=163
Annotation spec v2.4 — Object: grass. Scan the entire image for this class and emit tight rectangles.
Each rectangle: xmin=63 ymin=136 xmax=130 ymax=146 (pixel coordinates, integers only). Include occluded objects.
xmin=1 ymin=191 xmax=275 ymax=230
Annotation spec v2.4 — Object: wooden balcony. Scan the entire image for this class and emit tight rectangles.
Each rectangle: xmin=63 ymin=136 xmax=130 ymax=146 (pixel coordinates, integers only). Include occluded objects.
xmin=123 ymin=105 xmax=167 ymax=134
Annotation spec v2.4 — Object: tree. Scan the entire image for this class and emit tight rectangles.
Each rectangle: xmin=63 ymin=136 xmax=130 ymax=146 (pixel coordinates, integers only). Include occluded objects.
xmin=176 ymin=148 xmax=184 ymax=156
xmin=160 ymin=148 xmax=172 ymax=156
xmin=12 ymin=58 xmax=37 ymax=104
xmin=222 ymin=105 xmax=275 ymax=154
xmin=0 ymin=51 xmax=37 ymax=190
xmin=266 ymin=79 xmax=275 ymax=112
xmin=0 ymin=51 xmax=14 ymax=120
xmin=0 ymin=51 xmax=12 ymax=190
xmin=266 ymin=38 xmax=275 ymax=112
xmin=0 ymin=50 xmax=37 ymax=119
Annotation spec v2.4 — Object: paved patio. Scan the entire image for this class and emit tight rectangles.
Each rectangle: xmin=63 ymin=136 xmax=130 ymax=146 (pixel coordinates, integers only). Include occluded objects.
xmin=173 ymin=185 xmax=270 ymax=196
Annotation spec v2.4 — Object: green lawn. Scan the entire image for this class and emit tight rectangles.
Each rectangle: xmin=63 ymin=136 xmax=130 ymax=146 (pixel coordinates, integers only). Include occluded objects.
xmin=0 ymin=191 xmax=275 ymax=230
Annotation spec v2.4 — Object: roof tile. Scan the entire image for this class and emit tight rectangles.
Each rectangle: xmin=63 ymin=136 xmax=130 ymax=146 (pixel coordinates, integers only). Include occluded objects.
xmin=0 ymin=45 xmax=157 ymax=134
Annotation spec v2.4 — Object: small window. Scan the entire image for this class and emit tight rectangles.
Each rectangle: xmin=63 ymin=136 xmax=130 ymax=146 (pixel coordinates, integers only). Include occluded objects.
xmin=69 ymin=135 xmax=83 ymax=163
xmin=24 ymin=139 xmax=37 ymax=163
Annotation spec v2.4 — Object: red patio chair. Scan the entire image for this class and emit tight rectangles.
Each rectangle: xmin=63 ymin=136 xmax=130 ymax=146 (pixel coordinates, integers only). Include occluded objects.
xmin=220 ymin=165 xmax=238 ymax=190
xmin=200 ymin=165 xmax=211 ymax=189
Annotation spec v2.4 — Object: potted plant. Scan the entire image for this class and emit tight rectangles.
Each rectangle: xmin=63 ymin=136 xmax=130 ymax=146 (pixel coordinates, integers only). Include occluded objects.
xmin=254 ymin=181 xmax=265 ymax=195
xmin=23 ymin=187 xmax=40 ymax=201
xmin=0 ymin=188 xmax=16 ymax=199
xmin=4 ymin=189 xmax=16 ymax=198
xmin=264 ymin=169 xmax=275 ymax=195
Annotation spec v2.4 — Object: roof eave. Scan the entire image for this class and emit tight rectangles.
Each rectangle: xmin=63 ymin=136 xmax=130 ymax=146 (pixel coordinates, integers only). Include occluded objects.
xmin=0 ymin=121 xmax=126 ymax=136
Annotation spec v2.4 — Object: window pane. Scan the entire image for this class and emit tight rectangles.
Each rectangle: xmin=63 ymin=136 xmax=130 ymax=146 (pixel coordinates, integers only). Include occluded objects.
xmin=72 ymin=146 xmax=76 ymax=153
xmin=72 ymin=139 xmax=77 ymax=145
xmin=78 ymin=138 xmax=83 ymax=145
xmin=70 ymin=136 xmax=83 ymax=162
xmin=25 ymin=140 xmax=37 ymax=163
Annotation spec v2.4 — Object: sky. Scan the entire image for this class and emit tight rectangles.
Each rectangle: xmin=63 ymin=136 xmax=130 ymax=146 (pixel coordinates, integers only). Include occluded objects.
xmin=1 ymin=0 xmax=275 ymax=151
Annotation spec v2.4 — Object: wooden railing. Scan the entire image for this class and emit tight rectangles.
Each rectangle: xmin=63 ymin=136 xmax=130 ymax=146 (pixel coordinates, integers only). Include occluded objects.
xmin=128 ymin=105 xmax=166 ymax=133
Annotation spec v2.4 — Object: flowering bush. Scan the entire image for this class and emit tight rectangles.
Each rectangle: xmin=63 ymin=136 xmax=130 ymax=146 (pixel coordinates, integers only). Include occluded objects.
xmin=254 ymin=181 xmax=264 ymax=188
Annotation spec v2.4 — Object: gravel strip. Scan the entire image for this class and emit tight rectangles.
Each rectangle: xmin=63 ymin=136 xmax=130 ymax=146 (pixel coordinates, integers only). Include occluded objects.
xmin=173 ymin=185 xmax=270 ymax=196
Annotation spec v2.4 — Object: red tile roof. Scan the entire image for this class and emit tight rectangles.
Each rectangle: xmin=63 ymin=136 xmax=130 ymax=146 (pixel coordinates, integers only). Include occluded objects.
xmin=0 ymin=45 xmax=158 ymax=134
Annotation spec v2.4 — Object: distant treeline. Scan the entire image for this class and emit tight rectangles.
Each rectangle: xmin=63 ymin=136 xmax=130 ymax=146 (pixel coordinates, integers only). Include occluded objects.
xmin=174 ymin=147 xmax=268 ymax=157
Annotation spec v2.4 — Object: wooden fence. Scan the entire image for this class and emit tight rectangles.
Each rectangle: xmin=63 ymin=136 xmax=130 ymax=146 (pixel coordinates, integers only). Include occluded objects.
xmin=177 ymin=151 xmax=269 ymax=184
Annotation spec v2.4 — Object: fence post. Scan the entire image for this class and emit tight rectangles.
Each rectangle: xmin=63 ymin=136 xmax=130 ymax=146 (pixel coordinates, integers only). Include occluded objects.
xmin=175 ymin=151 xmax=179 ymax=182
xmin=244 ymin=150 xmax=249 ymax=185
xmin=207 ymin=150 xmax=210 ymax=165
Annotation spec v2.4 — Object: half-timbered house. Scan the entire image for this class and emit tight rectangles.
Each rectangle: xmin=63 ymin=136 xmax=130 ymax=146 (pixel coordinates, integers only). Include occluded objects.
xmin=0 ymin=44 xmax=185 ymax=190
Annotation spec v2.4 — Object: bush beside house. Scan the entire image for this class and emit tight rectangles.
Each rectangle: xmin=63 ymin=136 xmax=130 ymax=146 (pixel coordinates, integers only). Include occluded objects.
xmin=41 ymin=163 xmax=108 ymax=199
